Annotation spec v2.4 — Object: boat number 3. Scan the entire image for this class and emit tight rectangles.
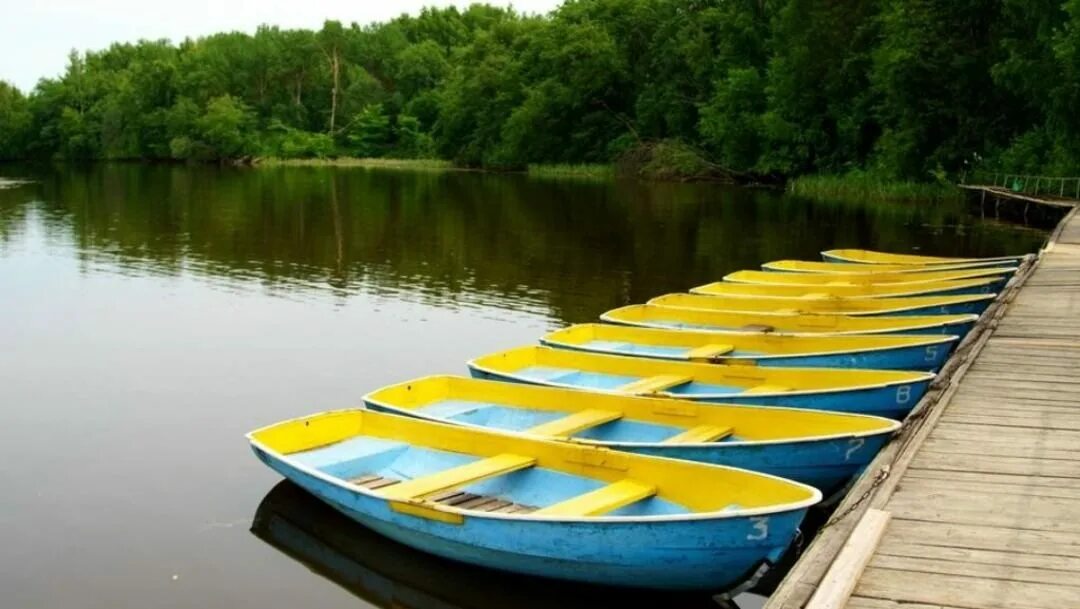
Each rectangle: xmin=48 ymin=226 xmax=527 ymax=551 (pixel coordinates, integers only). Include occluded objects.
xmin=845 ymin=437 xmax=865 ymax=461
xmin=924 ymin=345 xmax=938 ymax=362
xmin=747 ymin=517 xmax=769 ymax=541
xmin=895 ymin=385 xmax=911 ymax=405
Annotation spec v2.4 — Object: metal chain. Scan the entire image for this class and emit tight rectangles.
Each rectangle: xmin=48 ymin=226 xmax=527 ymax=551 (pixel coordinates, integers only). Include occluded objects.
xmin=820 ymin=465 xmax=891 ymax=529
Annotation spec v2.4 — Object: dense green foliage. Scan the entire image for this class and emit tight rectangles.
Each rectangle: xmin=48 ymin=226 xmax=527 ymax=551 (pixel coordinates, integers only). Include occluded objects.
xmin=1 ymin=1 xmax=1079 ymax=178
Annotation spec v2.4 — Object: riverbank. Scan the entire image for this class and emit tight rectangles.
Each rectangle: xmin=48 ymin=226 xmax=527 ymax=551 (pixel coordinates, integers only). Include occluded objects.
xmin=788 ymin=173 xmax=963 ymax=203
xmin=256 ymin=157 xmax=615 ymax=180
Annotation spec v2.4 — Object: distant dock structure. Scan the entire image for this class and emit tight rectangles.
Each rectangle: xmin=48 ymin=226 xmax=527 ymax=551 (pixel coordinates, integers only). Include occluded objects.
xmin=764 ymin=200 xmax=1080 ymax=608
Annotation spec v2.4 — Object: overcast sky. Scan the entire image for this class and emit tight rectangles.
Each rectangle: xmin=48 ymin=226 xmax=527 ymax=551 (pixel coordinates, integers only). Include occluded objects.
xmin=1 ymin=0 xmax=563 ymax=92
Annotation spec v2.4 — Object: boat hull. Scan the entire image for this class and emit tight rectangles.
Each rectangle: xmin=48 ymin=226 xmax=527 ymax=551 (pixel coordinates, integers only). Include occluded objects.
xmin=622 ymin=433 xmax=892 ymax=496
xmin=821 ymin=249 xmax=1025 ymax=266
xmin=469 ymin=367 xmax=932 ymax=420
xmin=252 ymin=445 xmax=807 ymax=590
xmin=542 ymin=337 xmax=955 ymax=372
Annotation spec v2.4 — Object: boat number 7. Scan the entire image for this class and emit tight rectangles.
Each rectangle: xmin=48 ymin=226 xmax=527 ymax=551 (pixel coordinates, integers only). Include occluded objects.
xmin=845 ymin=437 xmax=865 ymax=461
xmin=924 ymin=345 xmax=938 ymax=362
xmin=895 ymin=385 xmax=911 ymax=405
xmin=747 ymin=517 xmax=769 ymax=541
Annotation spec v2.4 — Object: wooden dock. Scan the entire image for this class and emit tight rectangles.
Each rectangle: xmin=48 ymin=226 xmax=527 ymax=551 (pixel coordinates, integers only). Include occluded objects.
xmin=764 ymin=206 xmax=1080 ymax=609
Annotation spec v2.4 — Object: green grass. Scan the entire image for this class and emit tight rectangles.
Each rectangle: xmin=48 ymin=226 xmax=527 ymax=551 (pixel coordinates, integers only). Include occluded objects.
xmin=526 ymin=163 xmax=614 ymax=179
xmin=256 ymin=157 xmax=456 ymax=171
xmin=788 ymin=172 xmax=964 ymax=203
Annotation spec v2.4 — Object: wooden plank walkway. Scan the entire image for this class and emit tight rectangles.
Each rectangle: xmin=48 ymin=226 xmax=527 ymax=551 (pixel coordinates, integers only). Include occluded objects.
xmin=765 ymin=207 xmax=1080 ymax=609
xmin=959 ymin=184 xmax=1079 ymax=209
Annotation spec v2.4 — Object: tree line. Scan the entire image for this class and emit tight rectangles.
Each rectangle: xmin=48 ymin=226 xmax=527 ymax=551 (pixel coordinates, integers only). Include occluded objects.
xmin=1 ymin=0 xmax=1078 ymax=179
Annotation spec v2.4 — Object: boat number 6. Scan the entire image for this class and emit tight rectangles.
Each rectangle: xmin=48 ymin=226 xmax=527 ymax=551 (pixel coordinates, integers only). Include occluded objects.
xmin=895 ymin=385 xmax=911 ymax=405
xmin=747 ymin=517 xmax=769 ymax=541
xmin=924 ymin=345 xmax=938 ymax=362
xmin=845 ymin=437 xmax=865 ymax=461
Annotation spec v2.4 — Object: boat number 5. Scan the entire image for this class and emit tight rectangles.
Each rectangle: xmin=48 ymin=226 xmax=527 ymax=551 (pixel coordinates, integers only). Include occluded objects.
xmin=895 ymin=385 xmax=911 ymax=405
xmin=845 ymin=437 xmax=865 ymax=461
xmin=924 ymin=345 xmax=938 ymax=362
xmin=747 ymin=517 xmax=769 ymax=541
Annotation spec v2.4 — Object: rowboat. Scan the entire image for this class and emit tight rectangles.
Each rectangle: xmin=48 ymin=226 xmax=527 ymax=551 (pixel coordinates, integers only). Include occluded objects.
xmin=691 ymin=278 xmax=1000 ymax=299
xmin=252 ymin=481 xmax=720 ymax=609
xmin=541 ymin=323 xmax=957 ymax=371
xmin=602 ymin=304 xmax=978 ymax=337
xmin=763 ymin=259 xmax=1018 ymax=279
xmin=247 ymin=409 xmax=821 ymax=590
xmin=649 ymin=292 xmax=993 ymax=318
xmin=364 ymin=376 xmax=901 ymax=493
xmin=725 ymin=268 xmax=1014 ymax=292
xmin=467 ymin=346 xmax=934 ymax=419
xmin=822 ymin=248 xmax=1026 ymax=266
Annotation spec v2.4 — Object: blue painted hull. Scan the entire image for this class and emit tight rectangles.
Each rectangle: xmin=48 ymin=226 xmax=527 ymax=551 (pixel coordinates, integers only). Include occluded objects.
xmin=469 ymin=368 xmax=932 ymax=421
xmin=897 ymin=318 xmax=976 ymax=338
xmin=252 ymin=446 xmax=808 ymax=590
xmin=543 ymin=338 xmax=956 ymax=372
xmin=822 ymin=252 xmax=1024 ymax=267
xmin=623 ymin=432 xmax=893 ymax=496
xmin=867 ymin=300 xmax=992 ymax=317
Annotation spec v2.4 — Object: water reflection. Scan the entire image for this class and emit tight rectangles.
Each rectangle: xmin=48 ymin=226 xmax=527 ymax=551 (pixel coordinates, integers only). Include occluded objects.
xmin=0 ymin=164 xmax=1052 ymax=322
xmin=251 ymin=481 xmax=725 ymax=609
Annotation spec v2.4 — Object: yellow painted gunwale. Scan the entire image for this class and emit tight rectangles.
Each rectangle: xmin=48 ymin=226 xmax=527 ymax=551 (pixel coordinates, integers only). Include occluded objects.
xmin=822 ymin=248 xmax=1025 ymax=265
xmin=363 ymin=375 xmax=901 ymax=447
xmin=246 ymin=409 xmax=821 ymax=521
xmin=725 ymin=267 xmax=1015 ymax=286
xmin=647 ymin=292 xmax=994 ymax=316
xmin=542 ymin=323 xmax=956 ymax=359
xmin=691 ymin=278 xmax=999 ymax=299
xmin=601 ymin=304 xmax=977 ymax=337
xmin=763 ymin=259 xmax=1015 ymax=275
xmin=467 ymin=345 xmax=933 ymax=397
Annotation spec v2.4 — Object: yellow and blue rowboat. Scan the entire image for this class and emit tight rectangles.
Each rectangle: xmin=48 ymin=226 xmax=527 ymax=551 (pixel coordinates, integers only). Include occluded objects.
xmin=364 ymin=376 xmax=901 ymax=493
xmin=649 ymin=292 xmax=993 ymax=318
xmin=691 ymin=277 xmax=1000 ymax=299
xmin=247 ymin=409 xmax=820 ymax=590
xmin=541 ymin=323 xmax=957 ymax=371
xmin=763 ymin=259 xmax=1018 ymax=279
xmin=252 ymin=481 xmax=719 ymax=609
xmin=822 ymin=248 xmax=1026 ymax=266
xmin=602 ymin=304 xmax=978 ymax=337
xmin=467 ymin=346 xmax=934 ymax=419
xmin=725 ymin=268 xmax=1014 ymax=293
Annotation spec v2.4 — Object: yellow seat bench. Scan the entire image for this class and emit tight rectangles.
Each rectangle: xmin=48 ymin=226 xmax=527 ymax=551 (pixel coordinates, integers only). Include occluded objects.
xmin=617 ymin=374 xmax=692 ymax=395
xmin=526 ymin=409 xmax=622 ymax=438
xmin=533 ymin=479 xmax=657 ymax=517
xmin=381 ymin=453 xmax=536 ymax=500
xmin=685 ymin=344 xmax=735 ymax=361
xmin=741 ymin=384 xmax=791 ymax=395
xmin=662 ymin=425 xmax=734 ymax=444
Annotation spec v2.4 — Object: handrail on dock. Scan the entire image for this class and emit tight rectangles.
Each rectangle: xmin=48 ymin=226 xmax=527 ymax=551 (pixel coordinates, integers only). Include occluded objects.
xmin=962 ymin=170 xmax=1080 ymax=200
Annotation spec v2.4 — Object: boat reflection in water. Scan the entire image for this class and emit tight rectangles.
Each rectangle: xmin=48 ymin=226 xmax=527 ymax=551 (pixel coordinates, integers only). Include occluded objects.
xmin=251 ymin=481 xmax=737 ymax=609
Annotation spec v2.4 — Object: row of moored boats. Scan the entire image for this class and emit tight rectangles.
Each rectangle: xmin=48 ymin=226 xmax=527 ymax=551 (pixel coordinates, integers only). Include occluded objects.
xmin=247 ymin=248 xmax=1025 ymax=591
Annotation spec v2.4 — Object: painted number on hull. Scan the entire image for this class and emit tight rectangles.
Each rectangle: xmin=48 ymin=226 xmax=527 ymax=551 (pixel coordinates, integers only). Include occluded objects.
xmin=845 ymin=437 xmax=865 ymax=461
xmin=895 ymin=385 xmax=911 ymax=405
xmin=924 ymin=345 xmax=939 ymax=363
xmin=747 ymin=517 xmax=769 ymax=541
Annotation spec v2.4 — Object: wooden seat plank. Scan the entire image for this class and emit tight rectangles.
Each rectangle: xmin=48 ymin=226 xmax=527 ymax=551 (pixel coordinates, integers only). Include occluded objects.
xmin=662 ymin=425 xmax=734 ymax=444
xmin=534 ymin=480 xmax=656 ymax=517
xmin=686 ymin=343 xmax=736 ymax=361
xmin=380 ymin=453 xmax=536 ymax=500
xmin=742 ymin=384 xmax=791 ymax=395
xmin=526 ymin=409 xmax=622 ymax=438
xmin=618 ymin=374 xmax=692 ymax=395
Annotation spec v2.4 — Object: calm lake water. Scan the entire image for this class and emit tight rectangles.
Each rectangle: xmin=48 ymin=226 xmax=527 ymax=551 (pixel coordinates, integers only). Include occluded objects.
xmin=0 ymin=164 xmax=1051 ymax=609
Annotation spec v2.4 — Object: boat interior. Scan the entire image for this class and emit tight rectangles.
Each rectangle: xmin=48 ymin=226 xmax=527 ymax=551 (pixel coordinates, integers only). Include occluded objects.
xmin=249 ymin=410 xmax=820 ymax=519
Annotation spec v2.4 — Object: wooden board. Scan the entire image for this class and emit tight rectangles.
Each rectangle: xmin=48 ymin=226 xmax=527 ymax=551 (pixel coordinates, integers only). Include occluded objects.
xmin=763 ymin=206 xmax=1080 ymax=609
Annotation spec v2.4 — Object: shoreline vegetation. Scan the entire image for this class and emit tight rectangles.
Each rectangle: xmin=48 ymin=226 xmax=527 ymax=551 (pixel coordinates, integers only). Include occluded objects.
xmin=2 ymin=1 xmax=1078 ymax=200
